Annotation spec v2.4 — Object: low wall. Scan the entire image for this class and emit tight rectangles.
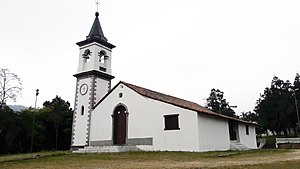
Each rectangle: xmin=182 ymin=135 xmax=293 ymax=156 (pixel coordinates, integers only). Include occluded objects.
xmin=276 ymin=138 xmax=300 ymax=149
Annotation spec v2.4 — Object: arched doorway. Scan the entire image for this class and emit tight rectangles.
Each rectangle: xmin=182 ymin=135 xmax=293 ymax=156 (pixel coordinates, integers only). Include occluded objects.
xmin=113 ymin=105 xmax=128 ymax=145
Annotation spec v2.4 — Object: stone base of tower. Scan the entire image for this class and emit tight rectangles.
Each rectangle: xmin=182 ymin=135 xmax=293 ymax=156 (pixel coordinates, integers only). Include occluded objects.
xmin=72 ymin=145 xmax=141 ymax=153
xmin=70 ymin=145 xmax=85 ymax=151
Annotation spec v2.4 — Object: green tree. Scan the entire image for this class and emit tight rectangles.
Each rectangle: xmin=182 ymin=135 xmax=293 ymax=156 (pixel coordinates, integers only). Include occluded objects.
xmin=0 ymin=106 xmax=15 ymax=153
xmin=254 ymin=76 xmax=298 ymax=136
xmin=0 ymin=106 xmax=31 ymax=154
xmin=206 ymin=88 xmax=235 ymax=117
xmin=42 ymin=96 xmax=73 ymax=150
xmin=0 ymin=96 xmax=73 ymax=154
xmin=291 ymin=73 xmax=300 ymax=135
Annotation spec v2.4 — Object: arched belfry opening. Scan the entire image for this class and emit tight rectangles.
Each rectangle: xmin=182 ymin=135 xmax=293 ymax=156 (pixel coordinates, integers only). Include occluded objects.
xmin=98 ymin=50 xmax=107 ymax=63
xmin=112 ymin=105 xmax=128 ymax=145
xmin=82 ymin=49 xmax=92 ymax=63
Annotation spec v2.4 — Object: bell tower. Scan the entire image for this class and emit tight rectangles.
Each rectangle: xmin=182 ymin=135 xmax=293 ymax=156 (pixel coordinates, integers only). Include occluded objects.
xmin=71 ymin=11 xmax=115 ymax=149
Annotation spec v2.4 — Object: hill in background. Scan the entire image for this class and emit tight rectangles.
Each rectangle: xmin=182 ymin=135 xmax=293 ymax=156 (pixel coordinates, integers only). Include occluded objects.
xmin=8 ymin=105 xmax=27 ymax=112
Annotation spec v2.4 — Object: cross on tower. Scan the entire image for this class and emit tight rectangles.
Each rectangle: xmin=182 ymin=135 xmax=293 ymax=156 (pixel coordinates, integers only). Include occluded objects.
xmin=95 ymin=0 xmax=100 ymax=12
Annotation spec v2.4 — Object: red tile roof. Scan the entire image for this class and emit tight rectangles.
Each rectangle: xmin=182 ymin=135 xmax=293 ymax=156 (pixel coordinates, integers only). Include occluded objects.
xmin=121 ymin=81 xmax=256 ymax=125
xmin=94 ymin=81 xmax=256 ymax=125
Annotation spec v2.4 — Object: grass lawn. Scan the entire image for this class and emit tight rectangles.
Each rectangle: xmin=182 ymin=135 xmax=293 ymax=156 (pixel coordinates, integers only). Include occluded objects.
xmin=0 ymin=149 xmax=299 ymax=168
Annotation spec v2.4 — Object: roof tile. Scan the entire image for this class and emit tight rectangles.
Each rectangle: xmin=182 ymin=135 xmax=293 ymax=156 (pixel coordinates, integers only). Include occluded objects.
xmin=121 ymin=81 xmax=256 ymax=125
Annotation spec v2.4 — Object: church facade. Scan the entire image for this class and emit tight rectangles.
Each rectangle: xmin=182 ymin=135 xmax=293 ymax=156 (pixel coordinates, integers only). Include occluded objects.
xmin=71 ymin=12 xmax=257 ymax=152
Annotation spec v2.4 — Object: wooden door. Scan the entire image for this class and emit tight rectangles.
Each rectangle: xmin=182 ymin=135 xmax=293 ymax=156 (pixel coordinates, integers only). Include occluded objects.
xmin=113 ymin=106 xmax=127 ymax=145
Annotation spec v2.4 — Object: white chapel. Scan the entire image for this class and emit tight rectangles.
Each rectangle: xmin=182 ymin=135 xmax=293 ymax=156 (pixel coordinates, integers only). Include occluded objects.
xmin=71 ymin=11 xmax=257 ymax=152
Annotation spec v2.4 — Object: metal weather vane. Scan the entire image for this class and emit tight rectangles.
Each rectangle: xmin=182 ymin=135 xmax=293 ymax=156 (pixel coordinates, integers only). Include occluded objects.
xmin=95 ymin=0 xmax=100 ymax=12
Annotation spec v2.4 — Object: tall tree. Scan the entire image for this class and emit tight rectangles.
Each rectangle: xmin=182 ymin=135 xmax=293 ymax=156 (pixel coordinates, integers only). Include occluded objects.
xmin=292 ymin=73 xmax=300 ymax=134
xmin=42 ymin=96 xmax=73 ymax=150
xmin=0 ymin=96 xmax=73 ymax=154
xmin=254 ymin=76 xmax=299 ymax=136
xmin=293 ymin=73 xmax=300 ymax=89
xmin=0 ymin=68 xmax=22 ymax=107
xmin=206 ymin=88 xmax=235 ymax=117
xmin=0 ymin=106 xmax=31 ymax=154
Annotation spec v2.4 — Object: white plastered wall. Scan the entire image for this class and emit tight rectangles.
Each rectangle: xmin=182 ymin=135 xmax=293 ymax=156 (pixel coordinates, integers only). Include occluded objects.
xmin=197 ymin=113 xmax=231 ymax=151
xmin=72 ymin=78 xmax=92 ymax=146
xmin=90 ymin=83 xmax=200 ymax=152
xmin=238 ymin=123 xmax=257 ymax=149
xmin=95 ymin=78 xmax=110 ymax=104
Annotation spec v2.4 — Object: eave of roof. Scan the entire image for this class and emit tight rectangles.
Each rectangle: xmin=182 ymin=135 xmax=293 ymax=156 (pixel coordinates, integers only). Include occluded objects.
xmin=76 ymin=38 xmax=115 ymax=49
xmin=74 ymin=70 xmax=115 ymax=80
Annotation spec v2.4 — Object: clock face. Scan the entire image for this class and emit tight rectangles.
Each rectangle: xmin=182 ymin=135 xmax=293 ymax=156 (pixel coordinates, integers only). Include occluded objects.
xmin=80 ymin=84 xmax=88 ymax=95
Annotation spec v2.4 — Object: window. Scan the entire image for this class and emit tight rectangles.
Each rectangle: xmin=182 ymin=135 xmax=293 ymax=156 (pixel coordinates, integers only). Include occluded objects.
xmin=246 ymin=125 xmax=249 ymax=135
xmin=81 ymin=106 xmax=84 ymax=115
xmin=164 ymin=114 xmax=180 ymax=130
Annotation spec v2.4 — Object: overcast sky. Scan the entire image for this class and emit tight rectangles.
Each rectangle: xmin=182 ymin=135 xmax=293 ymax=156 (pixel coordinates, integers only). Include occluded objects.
xmin=1 ymin=0 xmax=300 ymax=114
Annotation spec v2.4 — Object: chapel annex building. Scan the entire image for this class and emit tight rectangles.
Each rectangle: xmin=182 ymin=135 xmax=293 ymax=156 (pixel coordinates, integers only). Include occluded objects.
xmin=71 ymin=12 xmax=257 ymax=152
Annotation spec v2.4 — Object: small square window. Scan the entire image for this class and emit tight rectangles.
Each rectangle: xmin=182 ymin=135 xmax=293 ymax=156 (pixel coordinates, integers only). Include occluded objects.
xmin=246 ymin=125 xmax=249 ymax=135
xmin=164 ymin=114 xmax=180 ymax=130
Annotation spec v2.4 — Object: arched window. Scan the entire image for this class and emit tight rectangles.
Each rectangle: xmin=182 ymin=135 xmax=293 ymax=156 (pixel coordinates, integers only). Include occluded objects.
xmin=81 ymin=106 xmax=84 ymax=115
